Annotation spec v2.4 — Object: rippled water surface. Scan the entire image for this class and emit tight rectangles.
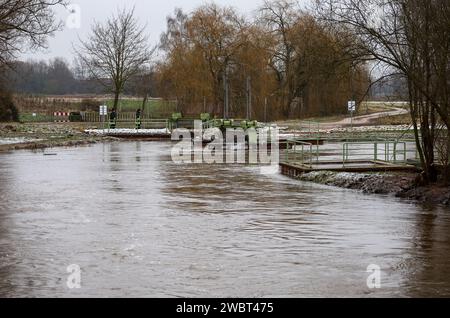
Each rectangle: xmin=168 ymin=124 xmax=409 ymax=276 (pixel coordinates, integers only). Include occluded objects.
xmin=0 ymin=142 xmax=450 ymax=297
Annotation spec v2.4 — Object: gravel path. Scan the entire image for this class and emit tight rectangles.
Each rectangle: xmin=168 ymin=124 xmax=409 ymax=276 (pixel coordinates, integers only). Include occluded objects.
xmin=320 ymin=108 xmax=409 ymax=129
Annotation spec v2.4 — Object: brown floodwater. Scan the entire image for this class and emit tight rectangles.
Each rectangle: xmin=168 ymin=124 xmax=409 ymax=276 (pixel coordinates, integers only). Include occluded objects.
xmin=0 ymin=141 xmax=449 ymax=297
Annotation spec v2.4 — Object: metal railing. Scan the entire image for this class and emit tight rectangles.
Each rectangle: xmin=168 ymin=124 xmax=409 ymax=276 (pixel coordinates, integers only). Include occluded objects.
xmin=100 ymin=118 xmax=170 ymax=130
xmin=82 ymin=112 xmax=170 ymax=123
xmin=281 ymin=139 xmax=417 ymax=168
xmin=342 ymin=141 xmax=409 ymax=166
xmin=283 ymin=140 xmax=315 ymax=167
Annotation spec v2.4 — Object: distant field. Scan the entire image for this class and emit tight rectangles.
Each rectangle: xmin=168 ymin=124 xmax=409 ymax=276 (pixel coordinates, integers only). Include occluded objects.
xmin=19 ymin=113 xmax=55 ymax=123
xmin=15 ymin=95 xmax=177 ymax=122
xmin=104 ymin=99 xmax=175 ymax=114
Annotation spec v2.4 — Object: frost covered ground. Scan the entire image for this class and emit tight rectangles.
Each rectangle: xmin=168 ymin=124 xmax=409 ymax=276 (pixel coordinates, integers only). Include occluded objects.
xmin=0 ymin=137 xmax=43 ymax=145
xmin=296 ymin=170 xmax=450 ymax=205
xmin=85 ymin=128 xmax=171 ymax=136
xmin=278 ymin=124 xmax=413 ymax=138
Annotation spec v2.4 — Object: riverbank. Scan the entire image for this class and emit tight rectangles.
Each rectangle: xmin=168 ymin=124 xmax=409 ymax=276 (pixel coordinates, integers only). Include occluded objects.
xmin=3 ymin=122 xmax=449 ymax=206
xmin=296 ymin=171 xmax=450 ymax=206
xmin=0 ymin=122 xmax=111 ymax=152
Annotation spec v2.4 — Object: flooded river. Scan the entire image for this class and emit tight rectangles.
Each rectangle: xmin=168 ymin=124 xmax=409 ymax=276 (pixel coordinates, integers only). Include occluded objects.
xmin=0 ymin=142 xmax=450 ymax=297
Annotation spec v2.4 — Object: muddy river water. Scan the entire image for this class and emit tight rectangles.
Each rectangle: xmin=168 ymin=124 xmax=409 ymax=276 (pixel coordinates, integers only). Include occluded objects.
xmin=0 ymin=141 xmax=449 ymax=297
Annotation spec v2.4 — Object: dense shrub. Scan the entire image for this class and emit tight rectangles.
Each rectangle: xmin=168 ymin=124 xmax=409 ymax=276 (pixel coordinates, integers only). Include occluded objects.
xmin=80 ymin=98 xmax=101 ymax=111
xmin=0 ymin=89 xmax=19 ymax=122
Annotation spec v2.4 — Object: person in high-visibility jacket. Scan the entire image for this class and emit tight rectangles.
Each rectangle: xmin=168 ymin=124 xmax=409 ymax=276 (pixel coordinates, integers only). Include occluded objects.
xmin=135 ymin=109 xmax=142 ymax=129
xmin=109 ymin=109 xmax=117 ymax=129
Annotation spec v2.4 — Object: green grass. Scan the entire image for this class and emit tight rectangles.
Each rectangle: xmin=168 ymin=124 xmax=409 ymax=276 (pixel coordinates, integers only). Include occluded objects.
xmin=19 ymin=113 xmax=54 ymax=123
xmin=105 ymin=99 xmax=176 ymax=115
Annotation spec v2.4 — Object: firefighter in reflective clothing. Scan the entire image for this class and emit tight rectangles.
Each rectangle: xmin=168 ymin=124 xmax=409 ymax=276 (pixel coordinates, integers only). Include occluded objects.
xmin=135 ymin=109 xmax=142 ymax=129
xmin=109 ymin=109 xmax=117 ymax=129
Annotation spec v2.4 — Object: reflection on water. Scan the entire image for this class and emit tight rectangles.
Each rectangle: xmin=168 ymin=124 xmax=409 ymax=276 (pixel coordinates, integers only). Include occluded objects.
xmin=0 ymin=142 xmax=450 ymax=297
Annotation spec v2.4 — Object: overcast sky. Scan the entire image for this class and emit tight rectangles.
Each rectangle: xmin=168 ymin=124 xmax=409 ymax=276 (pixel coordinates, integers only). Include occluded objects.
xmin=21 ymin=0 xmax=278 ymax=62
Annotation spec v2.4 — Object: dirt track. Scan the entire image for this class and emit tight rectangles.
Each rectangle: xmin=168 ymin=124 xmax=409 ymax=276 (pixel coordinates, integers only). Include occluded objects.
xmin=320 ymin=108 xmax=409 ymax=130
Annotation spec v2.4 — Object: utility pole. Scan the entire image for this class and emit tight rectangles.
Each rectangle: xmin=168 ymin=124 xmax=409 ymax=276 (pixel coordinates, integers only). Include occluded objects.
xmin=246 ymin=76 xmax=252 ymax=120
xmin=350 ymin=65 xmax=355 ymax=131
xmin=264 ymin=97 xmax=268 ymax=123
xmin=223 ymin=66 xmax=229 ymax=119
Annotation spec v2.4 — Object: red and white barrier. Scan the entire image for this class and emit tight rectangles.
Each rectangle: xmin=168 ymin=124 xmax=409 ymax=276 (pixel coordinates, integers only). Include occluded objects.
xmin=54 ymin=112 xmax=70 ymax=123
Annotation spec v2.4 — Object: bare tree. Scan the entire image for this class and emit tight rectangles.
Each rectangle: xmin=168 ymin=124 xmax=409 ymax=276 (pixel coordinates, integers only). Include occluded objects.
xmin=259 ymin=0 xmax=299 ymax=117
xmin=0 ymin=0 xmax=65 ymax=66
xmin=75 ymin=8 xmax=153 ymax=110
xmin=130 ymin=65 xmax=154 ymax=114
xmin=316 ymin=0 xmax=450 ymax=183
xmin=0 ymin=0 xmax=64 ymax=121
xmin=259 ymin=0 xmax=369 ymax=118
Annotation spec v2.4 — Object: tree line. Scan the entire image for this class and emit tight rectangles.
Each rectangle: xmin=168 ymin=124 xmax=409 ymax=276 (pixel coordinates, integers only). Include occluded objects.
xmin=5 ymin=58 xmax=98 ymax=95
xmin=156 ymin=1 xmax=370 ymax=119
xmin=3 ymin=58 xmax=159 ymax=96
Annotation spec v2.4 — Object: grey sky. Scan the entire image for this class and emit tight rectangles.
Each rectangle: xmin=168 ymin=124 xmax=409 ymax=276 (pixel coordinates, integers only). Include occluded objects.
xmin=21 ymin=0 xmax=271 ymax=62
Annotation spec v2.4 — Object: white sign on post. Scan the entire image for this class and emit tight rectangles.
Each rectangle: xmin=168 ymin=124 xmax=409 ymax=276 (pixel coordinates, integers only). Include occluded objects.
xmin=348 ymin=101 xmax=356 ymax=112
xmin=99 ymin=105 xmax=108 ymax=116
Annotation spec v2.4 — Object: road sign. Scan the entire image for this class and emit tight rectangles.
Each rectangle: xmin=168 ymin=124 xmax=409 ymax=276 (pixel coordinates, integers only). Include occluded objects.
xmin=99 ymin=105 xmax=108 ymax=116
xmin=348 ymin=101 xmax=356 ymax=112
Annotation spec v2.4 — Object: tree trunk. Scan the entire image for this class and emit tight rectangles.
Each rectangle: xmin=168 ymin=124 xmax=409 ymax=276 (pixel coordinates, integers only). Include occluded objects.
xmin=141 ymin=93 xmax=148 ymax=116
xmin=446 ymin=131 xmax=450 ymax=185
xmin=409 ymin=80 xmax=430 ymax=185
xmin=113 ymin=90 xmax=120 ymax=111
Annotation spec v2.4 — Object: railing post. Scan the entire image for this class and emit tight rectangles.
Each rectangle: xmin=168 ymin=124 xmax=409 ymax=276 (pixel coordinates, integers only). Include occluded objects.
xmin=300 ymin=144 xmax=303 ymax=165
xmin=404 ymin=142 xmax=407 ymax=165
xmin=374 ymin=143 xmax=378 ymax=161
xmin=385 ymin=142 xmax=389 ymax=162
xmin=316 ymin=143 xmax=320 ymax=164
xmin=393 ymin=142 xmax=397 ymax=163
xmin=286 ymin=141 xmax=289 ymax=163
xmin=295 ymin=142 xmax=298 ymax=163
xmin=343 ymin=143 xmax=346 ymax=167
